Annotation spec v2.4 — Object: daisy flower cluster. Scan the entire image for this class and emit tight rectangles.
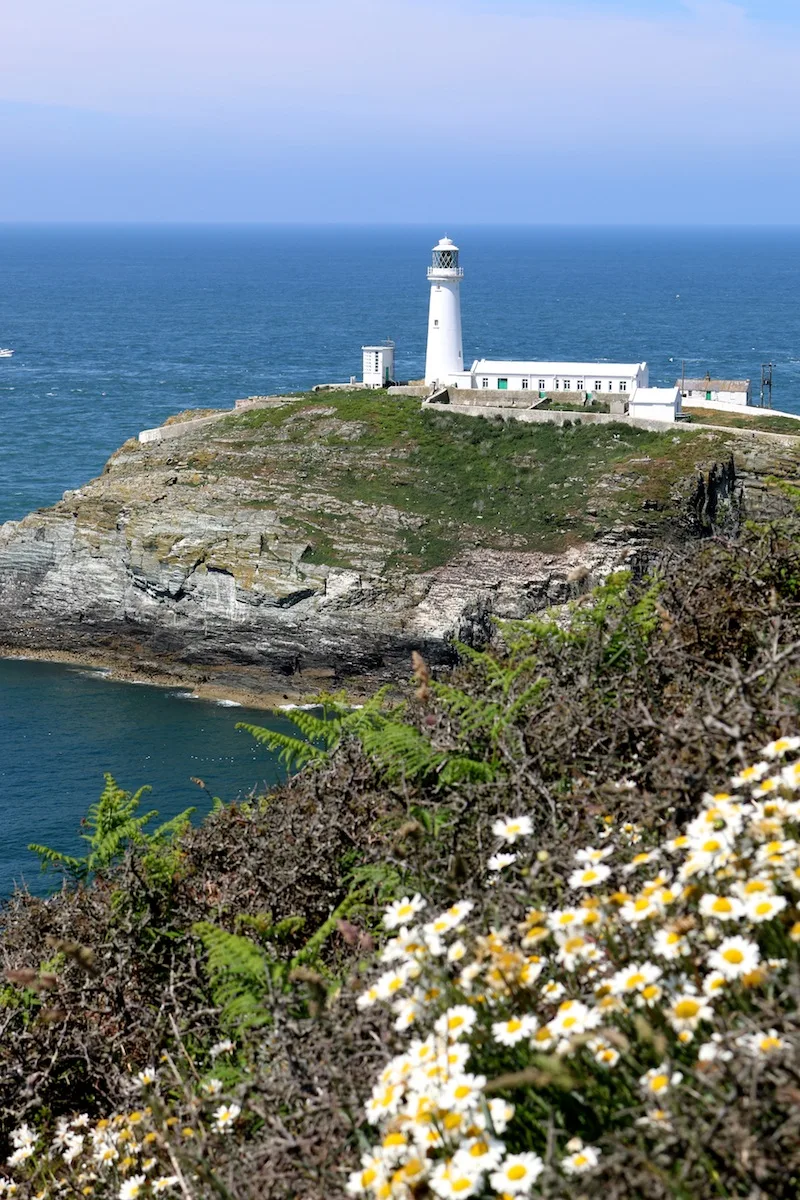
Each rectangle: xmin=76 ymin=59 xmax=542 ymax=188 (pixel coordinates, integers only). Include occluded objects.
xmin=4 ymin=1050 xmax=243 ymax=1199
xmin=351 ymin=738 xmax=800 ymax=1196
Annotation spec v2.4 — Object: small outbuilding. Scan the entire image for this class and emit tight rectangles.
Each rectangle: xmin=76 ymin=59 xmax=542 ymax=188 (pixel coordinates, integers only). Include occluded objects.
xmin=678 ymin=376 xmax=751 ymax=407
xmin=628 ymin=386 xmax=682 ymax=423
xmin=362 ymin=342 xmax=396 ymax=388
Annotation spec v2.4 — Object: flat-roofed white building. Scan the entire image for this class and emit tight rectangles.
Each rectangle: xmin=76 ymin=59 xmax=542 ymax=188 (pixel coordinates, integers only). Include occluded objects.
xmin=362 ymin=342 xmax=395 ymax=388
xmin=463 ymin=360 xmax=649 ymax=397
xmin=628 ymin=386 xmax=682 ymax=423
xmin=679 ymin=377 xmax=751 ymax=407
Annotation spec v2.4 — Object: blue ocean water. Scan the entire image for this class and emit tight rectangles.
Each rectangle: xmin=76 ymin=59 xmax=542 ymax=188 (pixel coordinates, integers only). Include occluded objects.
xmin=1 ymin=224 xmax=799 ymax=895
xmin=0 ymin=658 xmax=295 ymax=896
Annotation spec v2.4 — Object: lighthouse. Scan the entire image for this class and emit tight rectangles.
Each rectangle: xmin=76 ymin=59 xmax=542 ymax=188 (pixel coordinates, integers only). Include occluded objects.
xmin=424 ymin=236 xmax=464 ymax=387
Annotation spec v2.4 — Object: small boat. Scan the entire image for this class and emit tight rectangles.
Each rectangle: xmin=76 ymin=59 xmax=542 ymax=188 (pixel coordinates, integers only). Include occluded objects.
xmin=0 ymin=348 xmax=14 ymax=358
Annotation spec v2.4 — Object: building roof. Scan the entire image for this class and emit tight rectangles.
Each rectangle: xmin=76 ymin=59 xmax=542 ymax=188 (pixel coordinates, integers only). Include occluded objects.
xmin=433 ymin=236 xmax=459 ymax=251
xmin=471 ymin=360 xmax=646 ymax=376
xmin=630 ymin=387 xmax=680 ymax=403
xmin=679 ymin=379 xmax=750 ymax=392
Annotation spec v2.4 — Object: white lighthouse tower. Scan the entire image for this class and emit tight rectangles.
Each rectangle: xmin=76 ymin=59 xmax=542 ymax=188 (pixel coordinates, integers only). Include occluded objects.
xmin=424 ymin=236 xmax=464 ymax=387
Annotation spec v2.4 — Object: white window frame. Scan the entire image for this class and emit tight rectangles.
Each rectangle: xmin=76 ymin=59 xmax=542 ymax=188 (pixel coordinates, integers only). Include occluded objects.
xmin=538 ymin=379 xmax=546 ymax=390
xmin=564 ymin=380 xmax=571 ymax=391
xmin=482 ymin=378 xmax=489 ymax=388
xmin=577 ymin=379 xmax=584 ymax=391
xmin=521 ymin=378 xmax=529 ymax=389
xmin=594 ymin=380 xmax=602 ymax=391
xmin=619 ymin=380 xmax=628 ymax=392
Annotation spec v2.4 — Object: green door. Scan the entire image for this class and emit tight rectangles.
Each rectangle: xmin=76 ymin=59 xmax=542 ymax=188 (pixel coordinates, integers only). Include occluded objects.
xmin=706 ymin=391 xmax=712 ymax=402
xmin=497 ymin=378 xmax=508 ymax=390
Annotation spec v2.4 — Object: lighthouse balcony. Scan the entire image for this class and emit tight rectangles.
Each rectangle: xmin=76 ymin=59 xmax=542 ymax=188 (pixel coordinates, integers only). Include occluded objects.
xmin=427 ymin=266 xmax=464 ymax=279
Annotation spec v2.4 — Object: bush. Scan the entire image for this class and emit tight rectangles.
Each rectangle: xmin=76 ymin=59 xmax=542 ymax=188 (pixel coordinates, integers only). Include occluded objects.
xmin=2 ymin=517 xmax=800 ymax=1197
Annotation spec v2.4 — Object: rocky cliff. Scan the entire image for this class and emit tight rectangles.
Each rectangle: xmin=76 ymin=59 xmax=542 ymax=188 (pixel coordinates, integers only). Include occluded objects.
xmin=0 ymin=392 xmax=796 ymax=699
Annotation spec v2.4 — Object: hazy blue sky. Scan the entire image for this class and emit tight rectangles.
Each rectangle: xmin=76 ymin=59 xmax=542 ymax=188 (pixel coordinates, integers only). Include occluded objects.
xmin=2 ymin=0 xmax=800 ymax=223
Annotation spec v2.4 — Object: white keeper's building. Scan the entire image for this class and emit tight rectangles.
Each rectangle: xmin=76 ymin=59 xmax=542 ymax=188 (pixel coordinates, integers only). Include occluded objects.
xmin=461 ymin=360 xmax=649 ymax=398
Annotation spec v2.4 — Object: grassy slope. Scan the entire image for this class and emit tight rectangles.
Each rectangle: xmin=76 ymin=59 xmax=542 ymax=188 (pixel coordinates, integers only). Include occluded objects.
xmin=684 ymin=406 xmax=800 ymax=434
xmin=215 ymin=391 xmax=736 ymax=571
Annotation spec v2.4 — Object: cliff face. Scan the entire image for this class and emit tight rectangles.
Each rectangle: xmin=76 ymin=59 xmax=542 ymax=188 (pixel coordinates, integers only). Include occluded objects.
xmin=0 ymin=393 xmax=794 ymax=698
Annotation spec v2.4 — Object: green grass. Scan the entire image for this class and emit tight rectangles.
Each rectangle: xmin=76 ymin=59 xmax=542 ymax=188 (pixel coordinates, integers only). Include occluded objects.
xmin=210 ymin=392 xmax=739 ymax=571
xmin=684 ymin=407 xmax=800 ymax=435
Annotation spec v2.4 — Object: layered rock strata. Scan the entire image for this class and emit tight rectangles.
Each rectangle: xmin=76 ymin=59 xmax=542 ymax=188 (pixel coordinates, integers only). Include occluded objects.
xmin=0 ymin=398 xmax=793 ymax=699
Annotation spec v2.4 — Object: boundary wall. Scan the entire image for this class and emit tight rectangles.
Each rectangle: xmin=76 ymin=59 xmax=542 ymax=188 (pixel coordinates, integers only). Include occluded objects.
xmin=426 ymin=400 xmax=800 ymax=445
xmin=138 ymin=396 xmax=289 ymax=444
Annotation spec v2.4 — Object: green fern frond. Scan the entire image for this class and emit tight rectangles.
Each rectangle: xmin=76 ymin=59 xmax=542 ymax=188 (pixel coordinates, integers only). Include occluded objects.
xmin=193 ymin=922 xmax=272 ymax=1031
xmin=151 ymin=807 xmax=196 ymax=842
xmin=438 ymin=755 xmax=497 ymax=784
xmin=28 ymin=774 xmax=191 ymax=887
xmin=27 ymin=844 xmax=87 ymax=879
xmin=236 ymin=722 xmax=326 ymax=770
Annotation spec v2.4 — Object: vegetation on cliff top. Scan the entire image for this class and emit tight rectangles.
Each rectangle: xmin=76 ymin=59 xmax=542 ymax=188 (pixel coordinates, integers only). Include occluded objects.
xmin=191 ymin=390 xmax=741 ymax=570
xmin=2 ymin=505 xmax=800 ymax=1197
xmin=683 ymin=407 xmax=800 ymax=435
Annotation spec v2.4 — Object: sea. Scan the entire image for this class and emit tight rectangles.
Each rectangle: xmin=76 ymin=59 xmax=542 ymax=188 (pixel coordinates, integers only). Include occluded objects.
xmin=1 ymin=224 xmax=800 ymax=896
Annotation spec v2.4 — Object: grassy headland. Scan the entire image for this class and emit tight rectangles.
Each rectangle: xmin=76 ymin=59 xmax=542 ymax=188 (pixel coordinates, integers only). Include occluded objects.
xmin=211 ymin=390 xmax=740 ymax=571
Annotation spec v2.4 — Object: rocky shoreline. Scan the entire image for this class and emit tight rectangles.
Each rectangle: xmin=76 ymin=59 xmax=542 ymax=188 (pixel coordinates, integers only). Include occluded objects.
xmin=1 ymin=391 xmax=794 ymax=702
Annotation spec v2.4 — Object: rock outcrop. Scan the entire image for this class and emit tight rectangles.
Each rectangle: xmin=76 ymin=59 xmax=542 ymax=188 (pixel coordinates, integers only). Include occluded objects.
xmin=0 ymin=394 xmax=795 ymax=699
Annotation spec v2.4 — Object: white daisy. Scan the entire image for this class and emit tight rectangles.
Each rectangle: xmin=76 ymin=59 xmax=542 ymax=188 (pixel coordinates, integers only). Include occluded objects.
xmin=489 ymin=1153 xmax=544 ymax=1194
xmin=562 ymin=1143 xmax=601 ymax=1175
xmin=119 ymin=1178 xmax=147 ymax=1200
xmin=434 ymin=1005 xmax=477 ymax=1041
xmin=212 ymin=1102 xmax=241 ymax=1133
xmin=665 ymin=992 xmax=713 ymax=1033
xmin=707 ymin=936 xmax=760 ymax=980
xmin=744 ymin=893 xmax=787 ymax=923
xmin=492 ymin=815 xmax=534 ymax=844
xmin=569 ymin=864 xmax=611 ymax=889
xmin=762 ymin=737 xmax=800 ymax=758
xmin=429 ymin=1160 xmax=482 ymax=1199
xmin=441 ymin=1072 xmax=487 ymax=1111
xmin=487 ymin=852 xmax=517 ymax=872
xmin=737 ymin=1028 xmax=785 ymax=1057
xmin=730 ymin=761 xmax=770 ymax=788
xmin=698 ymin=893 xmax=744 ymax=921
xmin=640 ymin=1064 xmax=683 ymax=1096
xmin=575 ymin=845 xmax=613 ymax=865
xmin=383 ymin=894 xmax=427 ymax=929
xmin=651 ymin=928 xmax=689 ymax=960
xmin=609 ymin=962 xmax=662 ymax=996
xmin=492 ymin=1014 xmax=538 ymax=1046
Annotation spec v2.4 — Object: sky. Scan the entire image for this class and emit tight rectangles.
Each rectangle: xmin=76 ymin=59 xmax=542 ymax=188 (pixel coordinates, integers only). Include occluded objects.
xmin=1 ymin=0 xmax=800 ymax=223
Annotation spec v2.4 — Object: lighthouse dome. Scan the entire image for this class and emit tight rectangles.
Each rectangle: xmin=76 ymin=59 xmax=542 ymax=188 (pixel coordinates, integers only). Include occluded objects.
xmin=430 ymin=236 xmax=460 ymax=272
